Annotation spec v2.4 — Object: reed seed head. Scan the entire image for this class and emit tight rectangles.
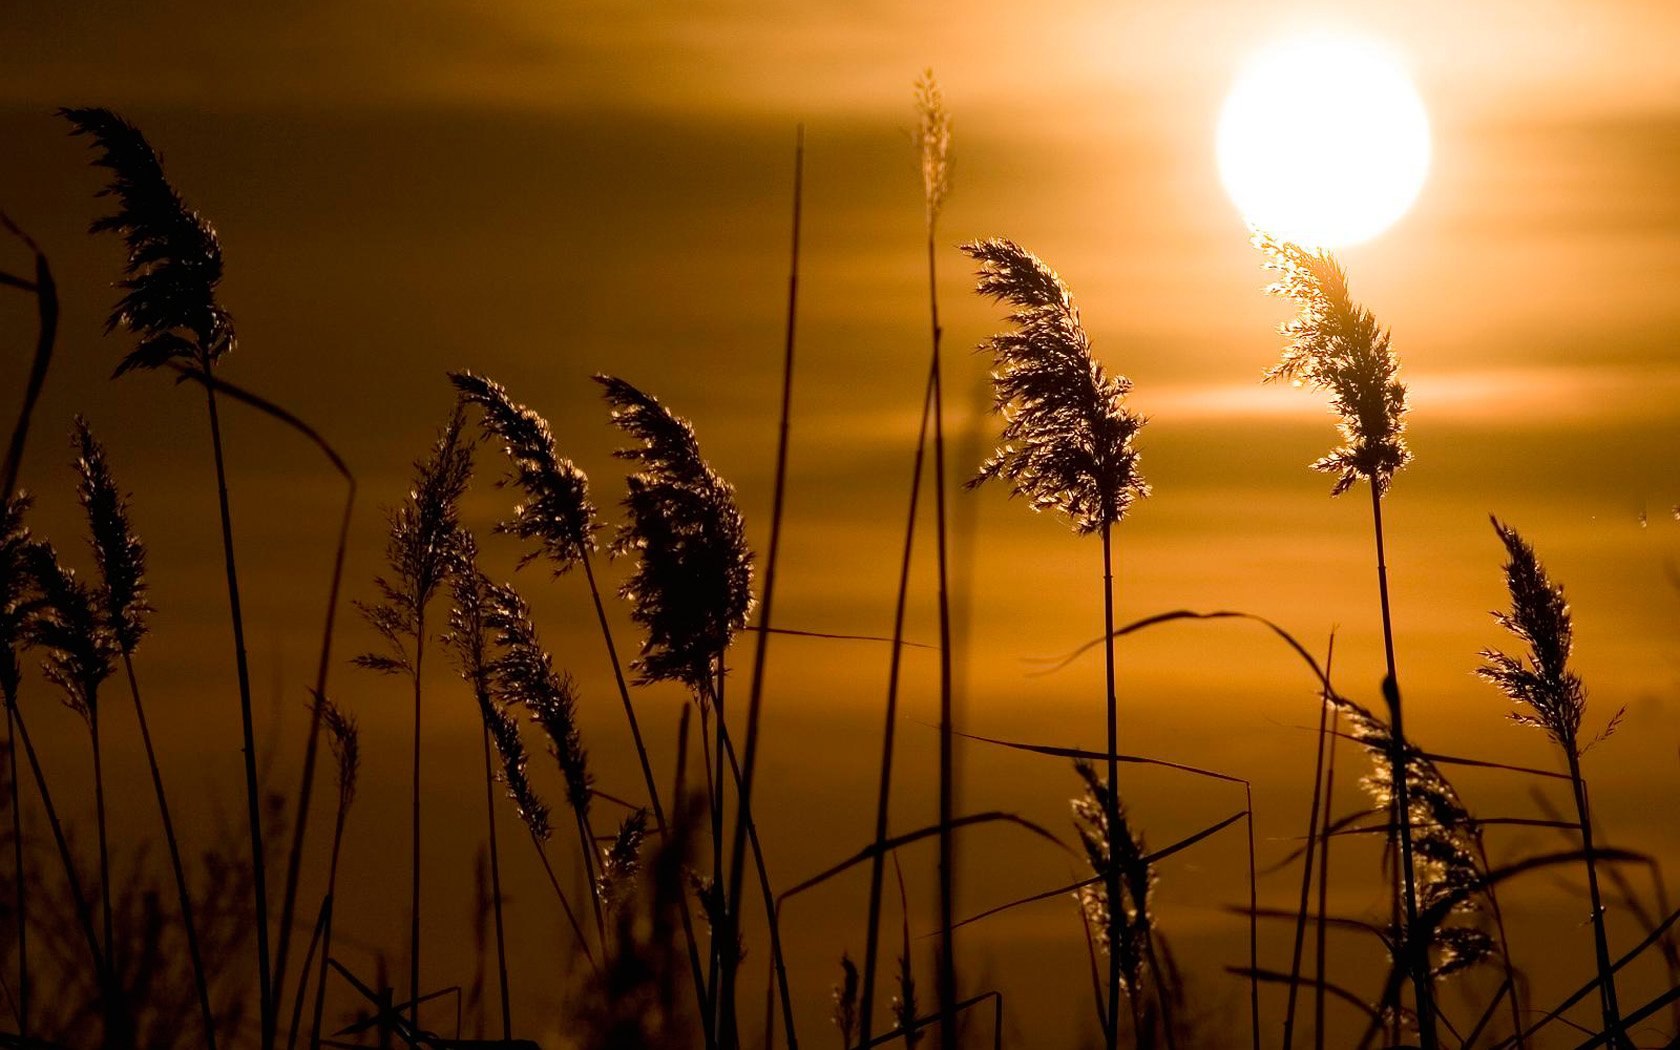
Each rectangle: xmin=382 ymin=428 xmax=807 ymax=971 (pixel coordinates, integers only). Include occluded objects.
xmin=1070 ymin=760 xmax=1153 ymax=995
xmin=320 ymin=694 xmax=361 ymax=808
xmin=450 ymin=370 xmax=599 ymax=571
xmin=0 ymin=495 xmax=34 ymax=701
xmin=72 ymin=417 xmax=149 ymax=654
xmin=24 ymin=540 xmax=119 ymax=722
xmin=61 ymin=107 xmax=235 ymax=375
xmin=1254 ymin=231 xmax=1410 ymax=496
xmin=1477 ymin=517 xmax=1590 ymax=750
xmin=355 ymin=405 xmax=473 ymax=676
xmin=484 ymin=581 xmax=592 ymax=819
xmin=914 ymin=69 xmax=951 ymax=226
xmin=598 ymin=808 xmax=648 ymax=912
xmin=961 ymin=238 xmax=1149 ymax=534
xmin=831 ymin=952 xmax=860 ymax=1046
xmin=595 ymin=375 xmax=754 ymax=693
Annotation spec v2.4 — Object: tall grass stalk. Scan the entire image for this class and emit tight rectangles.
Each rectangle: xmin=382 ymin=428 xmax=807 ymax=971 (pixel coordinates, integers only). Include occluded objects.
xmin=724 ymin=123 xmax=803 ymax=1050
xmin=354 ymin=406 xmax=473 ymax=1027
xmin=961 ymin=238 xmax=1148 ymax=1050
xmin=1312 ymin=708 xmax=1338 ymax=1050
xmin=0 ymin=213 xmax=57 ymax=503
xmin=1479 ymin=518 xmax=1626 ymax=1047
xmin=72 ymin=418 xmax=217 ymax=1047
xmin=1283 ymin=643 xmax=1335 ymax=1050
xmin=62 ymin=106 xmax=276 ymax=1047
xmin=1253 ymin=234 xmax=1434 ymax=1048
xmin=306 ymin=696 xmax=358 ymax=1050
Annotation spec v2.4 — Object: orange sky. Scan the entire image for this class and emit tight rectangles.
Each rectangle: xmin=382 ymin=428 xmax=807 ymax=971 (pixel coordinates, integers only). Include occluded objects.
xmin=2 ymin=3 xmax=1678 ymax=1046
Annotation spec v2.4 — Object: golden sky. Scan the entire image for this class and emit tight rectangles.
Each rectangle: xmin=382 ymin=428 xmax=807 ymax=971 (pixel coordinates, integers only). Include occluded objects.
xmin=2 ymin=2 xmax=1678 ymax=1046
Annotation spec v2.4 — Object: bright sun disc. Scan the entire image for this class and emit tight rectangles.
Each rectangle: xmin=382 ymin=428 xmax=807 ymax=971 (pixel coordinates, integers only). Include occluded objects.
xmin=1217 ymin=32 xmax=1430 ymax=248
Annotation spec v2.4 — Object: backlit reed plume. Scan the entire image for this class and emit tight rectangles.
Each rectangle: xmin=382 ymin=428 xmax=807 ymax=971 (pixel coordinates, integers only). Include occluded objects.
xmin=63 ymin=106 xmax=275 ymax=1044
xmin=452 ymin=372 xmax=693 ymax=997
xmin=1072 ymin=760 xmax=1172 ymax=1047
xmin=354 ymin=405 xmax=472 ymax=1026
xmin=963 ymin=237 xmax=1146 ymax=1050
xmin=73 ymin=418 xmax=217 ymax=1047
xmin=26 ymin=537 xmax=125 ymax=1020
xmin=598 ymin=373 xmax=758 ymax=1043
xmin=307 ymin=696 xmax=359 ymax=1050
xmin=600 ymin=809 xmax=649 ymax=913
xmin=596 ymin=375 xmax=754 ymax=693
xmin=484 ymin=579 xmax=604 ymax=938
xmin=1253 ymin=231 xmax=1434 ymax=1045
xmin=832 ymin=953 xmax=860 ymax=1048
xmin=1329 ymin=692 xmax=1507 ymax=1044
xmin=1255 ymin=233 xmax=1409 ymax=496
xmin=1478 ymin=519 xmax=1624 ymax=1041
xmin=441 ymin=532 xmax=519 ymax=1037
xmin=1 ymin=495 xmax=32 ymax=707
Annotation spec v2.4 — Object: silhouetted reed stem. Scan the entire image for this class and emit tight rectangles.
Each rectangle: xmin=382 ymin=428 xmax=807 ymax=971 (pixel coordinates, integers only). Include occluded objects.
xmin=929 ymin=197 xmax=958 ymax=1050
xmin=1099 ymin=522 xmax=1122 ymax=1050
xmin=202 ymin=378 xmax=274 ymax=1048
xmin=859 ymin=356 xmax=935 ymax=1045
xmin=1313 ymin=710 xmax=1338 ymax=1050
xmin=88 ymin=705 xmax=114 ymax=978
xmin=1566 ymin=749 xmax=1625 ymax=1045
xmin=6 ymin=692 xmax=119 ymax=1039
xmin=724 ymin=124 xmax=803 ymax=1050
xmin=0 ymin=214 xmax=57 ymax=503
xmin=308 ymin=758 xmax=353 ymax=1050
xmin=121 ymin=652 xmax=217 ymax=1048
xmin=1283 ymin=692 xmax=1333 ymax=1050
xmin=479 ymin=722 xmax=512 ymax=1037
xmin=579 ymin=550 xmax=711 ymax=1033
xmin=408 ymin=627 xmax=425 ymax=1029
xmin=529 ymin=831 xmax=596 ymax=972
xmin=1367 ymin=485 xmax=1434 ymax=1049
xmin=5 ymin=703 xmax=24 ymax=1041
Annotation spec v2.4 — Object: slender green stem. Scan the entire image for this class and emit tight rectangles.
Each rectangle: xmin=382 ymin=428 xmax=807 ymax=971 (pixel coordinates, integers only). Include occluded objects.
xmin=202 ymin=379 xmax=272 ymax=1050
xmin=1366 ymin=481 xmax=1434 ymax=1050
xmin=860 ymin=356 xmax=936 ymax=1045
xmin=121 ymin=652 xmax=216 ymax=1048
xmin=479 ymin=724 xmax=511 ymax=1039
xmin=725 ymin=124 xmax=804 ymax=1050
xmin=1565 ymin=748 xmax=1626 ymax=1047
xmin=1100 ymin=522 xmax=1120 ymax=1050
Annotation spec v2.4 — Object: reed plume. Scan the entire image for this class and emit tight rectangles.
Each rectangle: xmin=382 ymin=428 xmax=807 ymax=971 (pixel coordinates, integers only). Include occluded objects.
xmin=1254 ymin=233 xmax=1409 ymax=497
xmin=354 ymin=404 xmax=472 ymax=1027
xmin=483 ymin=578 xmax=605 ymax=938
xmin=963 ymin=237 xmax=1146 ymax=1050
xmin=441 ymin=532 xmax=518 ymax=1036
xmin=72 ymin=417 xmax=218 ymax=1048
xmin=64 ymin=106 xmax=274 ymax=1046
xmin=1479 ymin=519 xmax=1625 ymax=1044
xmin=832 ymin=953 xmax=860 ymax=1048
xmin=1072 ymin=760 xmax=1160 ymax=1044
xmin=596 ymin=375 xmax=754 ymax=693
xmin=1 ymin=495 xmax=34 ymax=706
xmin=600 ymin=809 xmax=649 ymax=913
xmin=1253 ymin=231 xmax=1433 ymax=1046
xmin=25 ymin=539 xmax=120 ymax=972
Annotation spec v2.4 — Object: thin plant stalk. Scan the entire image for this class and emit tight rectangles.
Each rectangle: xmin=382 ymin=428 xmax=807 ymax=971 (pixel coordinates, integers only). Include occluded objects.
xmin=1313 ymin=709 xmax=1339 ymax=1050
xmin=1283 ymin=682 xmax=1334 ymax=1050
xmin=1566 ymin=751 xmax=1624 ymax=1045
xmin=5 ymin=703 xmax=23 ymax=1040
xmin=1245 ymin=784 xmax=1260 ymax=1050
xmin=860 ymin=357 xmax=935 ymax=1044
xmin=121 ymin=651 xmax=217 ymax=1048
xmin=0 ymin=213 xmax=57 ymax=502
xmin=479 ymin=722 xmax=512 ymax=1038
xmin=1368 ymin=487 xmax=1435 ymax=1048
xmin=307 ymin=698 xmax=357 ymax=1050
xmin=202 ymin=378 xmax=274 ymax=1047
xmin=724 ymin=124 xmax=803 ymax=1050
xmin=88 ymin=702 xmax=114 ymax=979
xmin=409 ymin=622 xmax=424 ymax=1027
xmin=1100 ymin=521 xmax=1121 ymax=1050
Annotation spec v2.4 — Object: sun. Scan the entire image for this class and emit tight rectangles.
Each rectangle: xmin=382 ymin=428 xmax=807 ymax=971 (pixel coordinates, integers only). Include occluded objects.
xmin=1216 ymin=31 xmax=1431 ymax=249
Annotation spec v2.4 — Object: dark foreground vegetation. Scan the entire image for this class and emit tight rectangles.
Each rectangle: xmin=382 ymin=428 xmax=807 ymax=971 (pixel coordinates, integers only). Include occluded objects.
xmin=0 ymin=77 xmax=1675 ymax=1050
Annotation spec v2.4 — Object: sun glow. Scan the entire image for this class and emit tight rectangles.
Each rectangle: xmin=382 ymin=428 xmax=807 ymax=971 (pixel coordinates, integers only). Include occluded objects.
xmin=1217 ymin=31 xmax=1431 ymax=249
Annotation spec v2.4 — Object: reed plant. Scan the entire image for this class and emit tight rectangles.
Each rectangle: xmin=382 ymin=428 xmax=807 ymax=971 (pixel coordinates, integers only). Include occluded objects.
xmin=63 ymin=106 xmax=277 ymax=1048
xmin=961 ymin=237 xmax=1148 ymax=1050
xmin=1252 ymin=232 xmax=1434 ymax=1048
xmin=353 ymin=405 xmax=473 ymax=1027
xmin=1479 ymin=518 xmax=1627 ymax=1047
